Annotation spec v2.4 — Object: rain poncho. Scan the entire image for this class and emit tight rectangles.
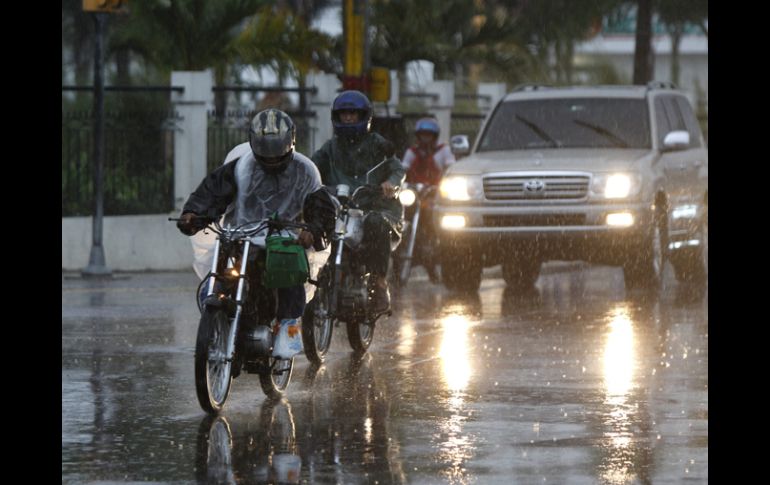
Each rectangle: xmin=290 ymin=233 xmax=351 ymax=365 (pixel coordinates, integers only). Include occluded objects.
xmin=311 ymin=132 xmax=406 ymax=233
xmin=184 ymin=143 xmax=334 ymax=302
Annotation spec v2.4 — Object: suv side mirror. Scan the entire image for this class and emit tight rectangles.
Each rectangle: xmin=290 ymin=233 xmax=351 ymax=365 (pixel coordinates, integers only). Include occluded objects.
xmin=662 ymin=130 xmax=690 ymax=152
xmin=450 ymin=134 xmax=471 ymax=158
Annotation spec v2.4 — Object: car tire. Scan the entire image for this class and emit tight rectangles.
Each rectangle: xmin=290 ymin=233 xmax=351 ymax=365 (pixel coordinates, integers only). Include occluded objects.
xmin=671 ymin=212 xmax=707 ymax=284
xmin=623 ymin=209 xmax=667 ymax=290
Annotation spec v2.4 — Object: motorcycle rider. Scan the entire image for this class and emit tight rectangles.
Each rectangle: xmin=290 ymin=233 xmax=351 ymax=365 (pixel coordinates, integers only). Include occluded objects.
xmin=402 ymin=117 xmax=456 ymax=185
xmin=311 ymin=90 xmax=405 ymax=312
xmin=401 ymin=117 xmax=455 ymax=282
xmin=176 ymin=108 xmax=337 ymax=359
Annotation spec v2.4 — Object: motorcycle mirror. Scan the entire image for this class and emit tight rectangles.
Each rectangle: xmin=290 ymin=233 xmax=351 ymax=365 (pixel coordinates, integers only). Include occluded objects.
xmin=365 ymin=159 xmax=389 ymax=185
xmin=450 ymin=134 xmax=471 ymax=158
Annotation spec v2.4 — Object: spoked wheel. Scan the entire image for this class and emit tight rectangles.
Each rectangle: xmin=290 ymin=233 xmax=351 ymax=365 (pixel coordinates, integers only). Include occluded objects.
xmin=395 ymin=220 xmax=415 ymax=287
xmin=347 ymin=319 xmax=374 ymax=354
xmin=259 ymin=356 xmax=294 ymax=400
xmin=195 ymin=309 xmax=234 ymax=415
xmin=302 ymin=279 xmax=335 ymax=365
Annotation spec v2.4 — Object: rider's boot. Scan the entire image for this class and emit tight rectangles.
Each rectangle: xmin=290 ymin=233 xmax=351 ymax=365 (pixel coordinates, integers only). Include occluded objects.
xmin=372 ymin=275 xmax=391 ymax=312
xmin=272 ymin=318 xmax=304 ymax=359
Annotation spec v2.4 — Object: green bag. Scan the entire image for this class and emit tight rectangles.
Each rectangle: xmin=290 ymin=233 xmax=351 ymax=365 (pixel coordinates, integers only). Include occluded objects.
xmin=264 ymin=236 xmax=310 ymax=289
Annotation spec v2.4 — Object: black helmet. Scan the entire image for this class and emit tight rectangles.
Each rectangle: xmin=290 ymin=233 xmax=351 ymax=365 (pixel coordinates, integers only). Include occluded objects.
xmin=331 ymin=90 xmax=372 ymax=138
xmin=249 ymin=108 xmax=296 ymax=173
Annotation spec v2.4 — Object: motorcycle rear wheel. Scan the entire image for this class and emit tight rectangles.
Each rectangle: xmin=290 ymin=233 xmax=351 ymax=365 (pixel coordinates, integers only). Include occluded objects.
xmin=195 ymin=308 xmax=234 ymax=415
xmin=347 ymin=320 xmax=374 ymax=354
xmin=259 ymin=357 xmax=294 ymax=399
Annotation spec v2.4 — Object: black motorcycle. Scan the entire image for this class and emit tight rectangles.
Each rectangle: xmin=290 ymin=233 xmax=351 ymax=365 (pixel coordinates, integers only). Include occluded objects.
xmin=170 ymin=215 xmax=318 ymax=414
xmin=302 ymin=164 xmax=396 ymax=362
xmin=393 ymin=182 xmax=440 ymax=286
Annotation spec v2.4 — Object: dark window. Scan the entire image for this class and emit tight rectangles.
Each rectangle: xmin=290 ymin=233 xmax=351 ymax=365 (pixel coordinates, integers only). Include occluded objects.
xmin=674 ymin=96 xmax=703 ymax=148
xmin=655 ymin=95 xmax=689 ymax=146
xmin=477 ymin=98 xmax=651 ymax=151
xmin=654 ymin=98 xmax=673 ymax=146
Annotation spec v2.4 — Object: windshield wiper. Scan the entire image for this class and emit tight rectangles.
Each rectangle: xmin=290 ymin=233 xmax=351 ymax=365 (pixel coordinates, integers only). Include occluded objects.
xmin=572 ymin=119 xmax=630 ymax=148
xmin=515 ymin=114 xmax=561 ymax=148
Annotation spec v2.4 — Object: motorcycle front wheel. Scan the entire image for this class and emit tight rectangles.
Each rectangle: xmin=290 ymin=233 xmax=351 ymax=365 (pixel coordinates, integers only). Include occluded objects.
xmin=259 ymin=357 xmax=294 ymax=399
xmin=393 ymin=221 xmax=413 ymax=287
xmin=195 ymin=308 xmax=234 ymax=415
xmin=302 ymin=278 xmax=335 ymax=364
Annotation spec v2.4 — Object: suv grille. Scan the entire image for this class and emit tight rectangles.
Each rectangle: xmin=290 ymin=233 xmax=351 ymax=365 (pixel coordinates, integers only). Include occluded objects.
xmin=483 ymin=175 xmax=590 ymax=200
xmin=483 ymin=214 xmax=586 ymax=227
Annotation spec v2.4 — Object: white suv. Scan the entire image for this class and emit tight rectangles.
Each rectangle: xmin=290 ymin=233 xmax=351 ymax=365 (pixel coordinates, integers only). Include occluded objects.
xmin=435 ymin=83 xmax=708 ymax=292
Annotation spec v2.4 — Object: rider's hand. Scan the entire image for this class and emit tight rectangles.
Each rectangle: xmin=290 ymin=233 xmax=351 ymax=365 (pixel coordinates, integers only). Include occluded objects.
xmin=298 ymin=229 xmax=315 ymax=249
xmin=381 ymin=181 xmax=398 ymax=199
xmin=176 ymin=212 xmax=200 ymax=236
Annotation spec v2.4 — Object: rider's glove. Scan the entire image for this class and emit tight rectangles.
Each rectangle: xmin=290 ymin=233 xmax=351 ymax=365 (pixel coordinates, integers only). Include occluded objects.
xmin=176 ymin=212 xmax=200 ymax=236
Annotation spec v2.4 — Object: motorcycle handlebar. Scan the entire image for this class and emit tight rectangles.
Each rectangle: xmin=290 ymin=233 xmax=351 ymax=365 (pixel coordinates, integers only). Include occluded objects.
xmin=169 ymin=215 xmax=309 ymax=238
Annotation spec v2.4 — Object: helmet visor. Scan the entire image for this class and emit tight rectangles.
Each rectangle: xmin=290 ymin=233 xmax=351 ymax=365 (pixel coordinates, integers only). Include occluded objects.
xmin=256 ymin=150 xmax=293 ymax=168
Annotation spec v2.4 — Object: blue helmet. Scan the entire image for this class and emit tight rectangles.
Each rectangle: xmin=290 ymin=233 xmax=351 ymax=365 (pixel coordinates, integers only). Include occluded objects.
xmin=415 ymin=117 xmax=440 ymax=136
xmin=332 ymin=90 xmax=372 ymax=138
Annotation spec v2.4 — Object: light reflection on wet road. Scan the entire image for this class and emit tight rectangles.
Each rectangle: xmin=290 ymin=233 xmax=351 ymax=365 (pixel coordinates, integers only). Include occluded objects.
xmin=62 ymin=264 xmax=707 ymax=484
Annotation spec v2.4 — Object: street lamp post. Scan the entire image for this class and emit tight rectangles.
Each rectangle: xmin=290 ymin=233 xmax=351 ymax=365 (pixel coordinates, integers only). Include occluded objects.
xmin=81 ymin=11 xmax=112 ymax=278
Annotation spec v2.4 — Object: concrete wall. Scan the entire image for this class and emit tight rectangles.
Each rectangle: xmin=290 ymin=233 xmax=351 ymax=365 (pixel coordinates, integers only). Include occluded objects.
xmin=62 ymin=214 xmax=194 ymax=271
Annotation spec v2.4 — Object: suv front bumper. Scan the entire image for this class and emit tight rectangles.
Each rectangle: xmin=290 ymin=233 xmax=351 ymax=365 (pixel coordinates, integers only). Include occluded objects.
xmin=434 ymin=201 xmax=655 ymax=263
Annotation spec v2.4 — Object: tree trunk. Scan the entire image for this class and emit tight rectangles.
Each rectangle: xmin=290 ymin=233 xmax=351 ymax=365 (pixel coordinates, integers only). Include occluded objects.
xmin=633 ymin=0 xmax=654 ymax=85
xmin=669 ymin=23 xmax=683 ymax=87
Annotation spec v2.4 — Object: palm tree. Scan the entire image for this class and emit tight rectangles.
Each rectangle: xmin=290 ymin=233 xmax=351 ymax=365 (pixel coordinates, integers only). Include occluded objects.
xmin=369 ymin=0 xmax=531 ymax=89
xmin=109 ymin=0 xmax=269 ymax=113
xmin=234 ymin=4 xmax=335 ymax=112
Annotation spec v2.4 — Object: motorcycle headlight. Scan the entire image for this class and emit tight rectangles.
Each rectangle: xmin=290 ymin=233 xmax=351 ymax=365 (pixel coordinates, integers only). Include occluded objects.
xmin=591 ymin=173 xmax=640 ymax=199
xmin=399 ymin=188 xmax=416 ymax=206
xmin=439 ymin=176 xmax=483 ymax=201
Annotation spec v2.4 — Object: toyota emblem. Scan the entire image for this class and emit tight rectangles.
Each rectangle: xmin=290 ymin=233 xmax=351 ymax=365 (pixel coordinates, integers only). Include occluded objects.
xmin=523 ymin=179 xmax=546 ymax=193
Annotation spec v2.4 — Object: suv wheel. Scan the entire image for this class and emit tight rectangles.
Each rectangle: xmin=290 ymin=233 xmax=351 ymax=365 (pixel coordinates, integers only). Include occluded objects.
xmin=671 ymin=212 xmax=707 ymax=284
xmin=440 ymin=242 xmax=482 ymax=292
xmin=623 ymin=209 xmax=667 ymax=290
xmin=502 ymin=256 xmax=541 ymax=290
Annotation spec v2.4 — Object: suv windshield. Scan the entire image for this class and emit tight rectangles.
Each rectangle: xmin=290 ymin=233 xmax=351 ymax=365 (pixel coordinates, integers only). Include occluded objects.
xmin=477 ymin=98 xmax=651 ymax=151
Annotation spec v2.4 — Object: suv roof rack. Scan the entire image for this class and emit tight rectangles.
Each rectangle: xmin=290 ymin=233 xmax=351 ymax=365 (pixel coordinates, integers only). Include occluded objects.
xmin=511 ymin=84 xmax=553 ymax=92
xmin=646 ymin=81 xmax=677 ymax=91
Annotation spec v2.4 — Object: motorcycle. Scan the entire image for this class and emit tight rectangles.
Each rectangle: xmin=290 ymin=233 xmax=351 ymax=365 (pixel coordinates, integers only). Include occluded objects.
xmin=393 ymin=182 xmax=440 ymax=286
xmin=170 ymin=215 xmax=325 ymax=414
xmin=302 ymin=163 xmax=397 ymax=362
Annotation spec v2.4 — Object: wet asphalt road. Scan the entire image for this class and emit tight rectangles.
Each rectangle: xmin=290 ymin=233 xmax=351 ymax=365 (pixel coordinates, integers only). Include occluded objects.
xmin=62 ymin=264 xmax=707 ymax=484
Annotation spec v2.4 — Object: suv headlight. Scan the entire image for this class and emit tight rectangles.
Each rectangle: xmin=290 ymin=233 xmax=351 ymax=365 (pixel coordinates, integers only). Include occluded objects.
xmin=439 ymin=176 xmax=483 ymax=201
xmin=591 ymin=173 xmax=641 ymax=199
